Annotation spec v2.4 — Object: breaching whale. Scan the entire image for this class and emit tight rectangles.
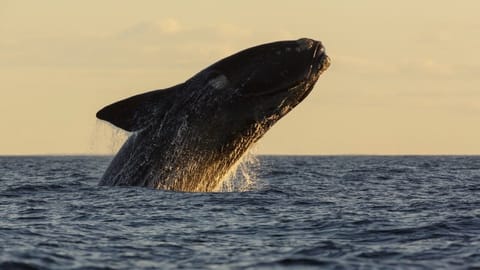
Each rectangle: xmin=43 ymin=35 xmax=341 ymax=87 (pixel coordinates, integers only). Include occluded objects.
xmin=97 ymin=38 xmax=330 ymax=192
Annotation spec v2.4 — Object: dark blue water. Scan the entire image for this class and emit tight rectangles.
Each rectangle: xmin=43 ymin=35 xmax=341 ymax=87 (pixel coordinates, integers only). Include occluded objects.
xmin=1 ymin=156 xmax=479 ymax=269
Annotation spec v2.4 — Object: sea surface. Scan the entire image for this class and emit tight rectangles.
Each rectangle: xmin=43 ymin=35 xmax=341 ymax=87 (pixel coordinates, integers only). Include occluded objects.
xmin=1 ymin=156 xmax=479 ymax=269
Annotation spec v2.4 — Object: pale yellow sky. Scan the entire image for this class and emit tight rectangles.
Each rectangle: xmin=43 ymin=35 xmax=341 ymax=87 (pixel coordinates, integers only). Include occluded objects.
xmin=1 ymin=1 xmax=479 ymax=155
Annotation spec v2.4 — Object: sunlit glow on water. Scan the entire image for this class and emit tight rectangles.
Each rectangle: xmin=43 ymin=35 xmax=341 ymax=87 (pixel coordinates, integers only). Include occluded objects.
xmin=218 ymin=148 xmax=260 ymax=192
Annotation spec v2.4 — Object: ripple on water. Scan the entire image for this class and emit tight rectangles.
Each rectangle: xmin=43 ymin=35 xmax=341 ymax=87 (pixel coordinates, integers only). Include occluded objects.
xmin=1 ymin=156 xmax=480 ymax=269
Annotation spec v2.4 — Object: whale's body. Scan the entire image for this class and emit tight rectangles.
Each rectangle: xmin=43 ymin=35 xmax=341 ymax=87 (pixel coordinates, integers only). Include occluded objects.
xmin=97 ymin=38 xmax=330 ymax=191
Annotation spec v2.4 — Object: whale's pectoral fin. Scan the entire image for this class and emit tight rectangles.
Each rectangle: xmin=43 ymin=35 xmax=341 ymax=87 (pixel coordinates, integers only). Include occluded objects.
xmin=96 ymin=84 xmax=182 ymax=132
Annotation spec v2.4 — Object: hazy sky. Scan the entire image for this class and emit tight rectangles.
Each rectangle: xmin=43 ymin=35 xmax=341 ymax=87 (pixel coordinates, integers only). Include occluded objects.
xmin=1 ymin=1 xmax=479 ymax=155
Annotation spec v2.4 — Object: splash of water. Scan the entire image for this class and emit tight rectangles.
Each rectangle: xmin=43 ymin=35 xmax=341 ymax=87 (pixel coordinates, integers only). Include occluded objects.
xmin=89 ymin=120 xmax=130 ymax=155
xmin=218 ymin=147 xmax=260 ymax=192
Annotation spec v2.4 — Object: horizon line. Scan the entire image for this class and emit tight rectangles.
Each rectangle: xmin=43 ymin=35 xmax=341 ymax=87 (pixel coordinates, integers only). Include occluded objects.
xmin=1 ymin=153 xmax=479 ymax=157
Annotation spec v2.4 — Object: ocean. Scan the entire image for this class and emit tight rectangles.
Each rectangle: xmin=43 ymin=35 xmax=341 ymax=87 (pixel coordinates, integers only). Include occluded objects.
xmin=0 ymin=156 xmax=479 ymax=269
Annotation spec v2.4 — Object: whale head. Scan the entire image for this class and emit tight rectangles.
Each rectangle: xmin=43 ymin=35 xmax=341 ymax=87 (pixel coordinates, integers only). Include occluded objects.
xmin=183 ymin=38 xmax=331 ymax=144
xmin=203 ymin=38 xmax=329 ymax=99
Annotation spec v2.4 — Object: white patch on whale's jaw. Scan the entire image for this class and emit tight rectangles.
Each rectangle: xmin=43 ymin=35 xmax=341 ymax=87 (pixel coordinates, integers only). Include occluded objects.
xmin=208 ymin=75 xmax=229 ymax=90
